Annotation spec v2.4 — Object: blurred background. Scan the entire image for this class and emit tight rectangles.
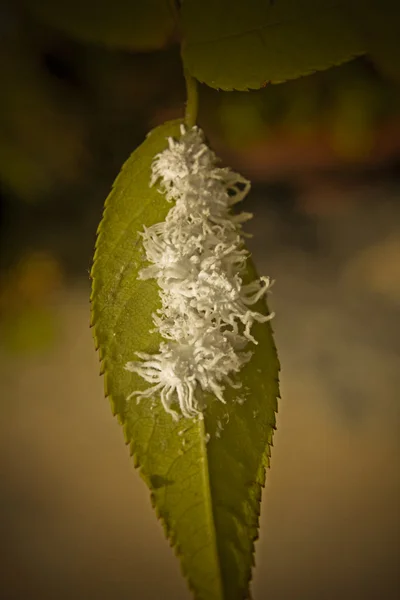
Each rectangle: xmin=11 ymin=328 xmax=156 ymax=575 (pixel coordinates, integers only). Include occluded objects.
xmin=0 ymin=1 xmax=399 ymax=599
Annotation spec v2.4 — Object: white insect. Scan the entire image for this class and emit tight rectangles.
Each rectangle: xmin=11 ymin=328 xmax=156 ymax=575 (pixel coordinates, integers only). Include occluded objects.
xmin=125 ymin=125 xmax=273 ymax=420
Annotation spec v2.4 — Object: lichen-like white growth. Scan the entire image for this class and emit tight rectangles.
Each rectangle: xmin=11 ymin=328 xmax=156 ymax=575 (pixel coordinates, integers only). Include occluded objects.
xmin=125 ymin=125 xmax=273 ymax=420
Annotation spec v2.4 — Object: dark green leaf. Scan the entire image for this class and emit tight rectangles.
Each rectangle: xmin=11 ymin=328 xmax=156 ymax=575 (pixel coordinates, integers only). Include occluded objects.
xmin=181 ymin=0 xmax=364 ymax=90
xmin=91 ymin=120 xmax=279 ymax=599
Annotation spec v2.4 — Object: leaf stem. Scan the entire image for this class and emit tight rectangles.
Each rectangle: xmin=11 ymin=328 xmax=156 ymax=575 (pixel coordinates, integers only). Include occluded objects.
xmin=184 ymin=67 xmax=198 ymax=128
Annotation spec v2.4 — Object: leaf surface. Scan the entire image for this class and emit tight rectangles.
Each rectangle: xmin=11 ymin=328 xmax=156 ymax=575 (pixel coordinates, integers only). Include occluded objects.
xmin=24 ymin=0 xmax=176 ymax=51
xmin=181 ymin=0 xmax=364 ymax=89
xmin=91 ymin=120 xmax=279 ymax=599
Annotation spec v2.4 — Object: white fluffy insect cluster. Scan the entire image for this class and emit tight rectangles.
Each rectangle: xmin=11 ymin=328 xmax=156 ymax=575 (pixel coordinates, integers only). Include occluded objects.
xmin=125 ymin=125 xmax=273 ymax=420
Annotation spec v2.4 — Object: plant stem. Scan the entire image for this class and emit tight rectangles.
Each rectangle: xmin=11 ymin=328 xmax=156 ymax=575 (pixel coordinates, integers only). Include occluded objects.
xmin=184 ymin=67 xmax=198 ymax=128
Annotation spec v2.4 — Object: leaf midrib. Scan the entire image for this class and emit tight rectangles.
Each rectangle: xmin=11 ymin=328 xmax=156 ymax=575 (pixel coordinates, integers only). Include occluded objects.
xmin=198 ymin=416 xmax=225 ymax=600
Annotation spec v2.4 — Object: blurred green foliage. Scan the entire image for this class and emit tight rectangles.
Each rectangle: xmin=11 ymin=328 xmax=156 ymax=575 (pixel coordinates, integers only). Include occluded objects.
xmin=1 ymin=1 xmax=399 ymax=204
xmin=351 ymin=0 xmax=400 ymax=82
xmin=200 ymin=60 xmax=400 ymax=159
xmin=22 ymin=0 xmax=177 ymax=50
xmin=0 ymin=252 xmax=62 ymax=354
xmin=0 ymin=33 xmax=88 ymax=200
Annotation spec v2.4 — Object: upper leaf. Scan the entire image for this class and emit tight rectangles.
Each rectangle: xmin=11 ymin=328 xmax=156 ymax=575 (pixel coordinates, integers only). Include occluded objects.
xmin=23 ymin=0 xmax=176 ymax=51
xmin=91 ymin=120 xmax=279 ymax=599
xmin=181 ymin=0 xmax=365 ymax=90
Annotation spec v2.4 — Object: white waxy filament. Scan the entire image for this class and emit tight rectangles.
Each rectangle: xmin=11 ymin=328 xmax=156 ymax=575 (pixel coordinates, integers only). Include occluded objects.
xmin=125 ymin=126 xmax=273 ymax=420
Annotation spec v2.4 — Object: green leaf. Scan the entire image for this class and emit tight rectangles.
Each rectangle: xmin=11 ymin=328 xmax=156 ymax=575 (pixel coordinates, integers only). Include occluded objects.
xmin=23 ymin=0 xmax=176 ymax=51
xmin=181 ymin=0 xmax=365 ymax=90
xmin=91 ymin=120 xmax=279 ymax=600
